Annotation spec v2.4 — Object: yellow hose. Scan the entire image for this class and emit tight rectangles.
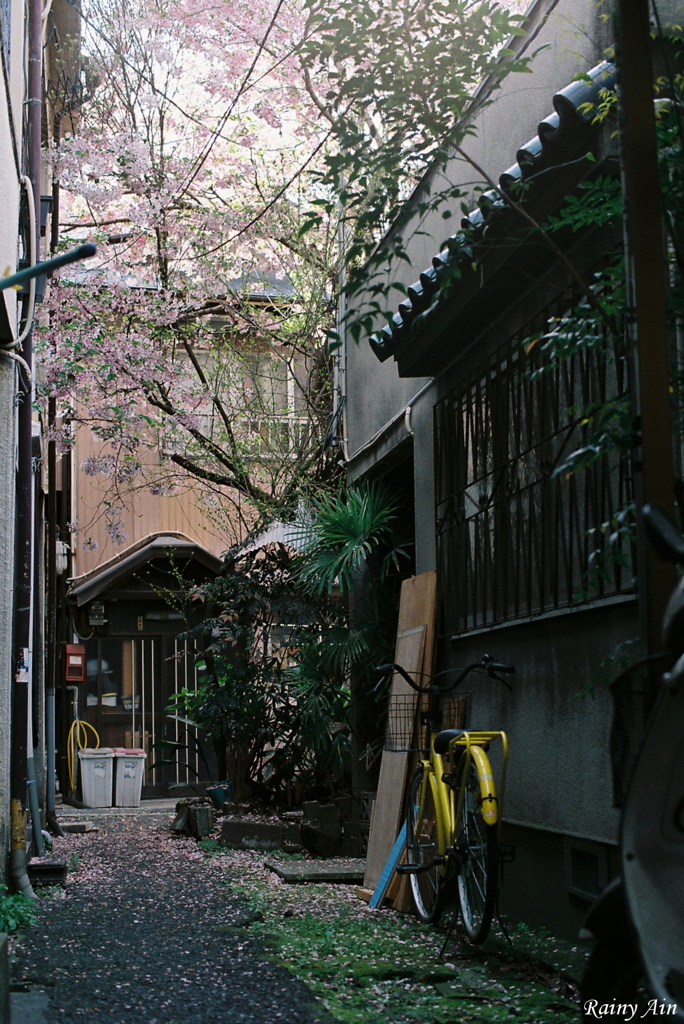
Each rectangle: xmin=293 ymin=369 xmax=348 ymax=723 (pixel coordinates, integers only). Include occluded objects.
xmin=67 ymin=720 xmax=100 ymax=793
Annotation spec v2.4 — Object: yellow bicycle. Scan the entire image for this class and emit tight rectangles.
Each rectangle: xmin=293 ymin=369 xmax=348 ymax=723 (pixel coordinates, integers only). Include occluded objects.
xmin=381 ymin=656 xmax=513 ymax=943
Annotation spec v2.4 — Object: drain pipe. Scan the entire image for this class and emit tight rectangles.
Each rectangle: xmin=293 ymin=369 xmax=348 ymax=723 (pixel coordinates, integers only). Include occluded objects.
xmin=10 ymin=655 xmax=36 ymax=896
xmin=27 ymin=619 xmax=45 ymax=857
xmin=10 ymin=0 xmax=42 ymax=898
xmin=26 ymin=742 xmax=45 ymax=859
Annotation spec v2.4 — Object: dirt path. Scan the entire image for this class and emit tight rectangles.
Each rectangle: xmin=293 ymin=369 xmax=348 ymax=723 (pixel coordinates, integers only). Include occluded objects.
xmin=11 ymin=808 xmax=329 ymax=1024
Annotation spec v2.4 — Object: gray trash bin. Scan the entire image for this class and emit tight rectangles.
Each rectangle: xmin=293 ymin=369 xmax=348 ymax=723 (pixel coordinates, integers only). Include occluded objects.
xmin=112 ymin=748 xmax=146 ymax=806
xmin=78 ymin=748 xmax=114 ymax=807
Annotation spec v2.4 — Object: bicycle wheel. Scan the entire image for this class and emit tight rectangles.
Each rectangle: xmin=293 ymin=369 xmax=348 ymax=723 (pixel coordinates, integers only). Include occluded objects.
xmin=455 ymin=757 xmax=498 ymax=943
xmin=405 ymin=767 xmax=444 ymax=923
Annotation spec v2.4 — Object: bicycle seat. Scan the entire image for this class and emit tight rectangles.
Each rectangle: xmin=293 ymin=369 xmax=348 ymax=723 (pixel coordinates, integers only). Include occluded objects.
xmin=434 ymin=729 xmax=466 ymax=754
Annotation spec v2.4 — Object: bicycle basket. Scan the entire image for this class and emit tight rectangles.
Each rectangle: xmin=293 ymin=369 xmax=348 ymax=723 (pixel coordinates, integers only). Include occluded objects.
xmin=441 ymin=692 xmax=472 ymax=732
xmin=384 ymin=691 xmax=472 ymax=752
xmin=385 ymin=694 xmax=420 ymax=752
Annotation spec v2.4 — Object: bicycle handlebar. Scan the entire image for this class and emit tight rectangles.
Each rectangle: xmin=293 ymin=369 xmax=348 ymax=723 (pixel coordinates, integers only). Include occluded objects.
xmin=376 ymin=655 xmax=515 ymax=693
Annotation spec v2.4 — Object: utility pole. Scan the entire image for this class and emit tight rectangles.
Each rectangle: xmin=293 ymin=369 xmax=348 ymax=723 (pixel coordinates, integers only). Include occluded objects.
xmin=617 ymin=0 xmax=676 ymax=674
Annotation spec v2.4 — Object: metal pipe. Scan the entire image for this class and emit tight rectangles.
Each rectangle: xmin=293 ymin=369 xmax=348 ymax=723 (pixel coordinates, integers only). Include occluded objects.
xmin=26 ymin=756 xmax=44 ymax=857
xmin=10 ymin=840 xmax=35 ymax=897
xmin=30 ymin=430 xmax=47 ymax=851
xmin=45 ymin=393 xmax=62 ymax=834
xmin=56 ymin=442 xmax=73 ymax=797
xmin=0 ymin=243 xmax=96 ymax=292
xmin=46 ymin=122 xmax=61 ymax=827
xmin=45 ymin=692 xmax=61 ymax=835
xmin=47 ymin=115 xmax=68 ymax=815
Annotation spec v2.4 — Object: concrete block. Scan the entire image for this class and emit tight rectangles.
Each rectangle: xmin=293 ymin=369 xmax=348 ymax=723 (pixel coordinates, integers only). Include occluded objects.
xmin=302 ymin=802 xmax=339 ymax=826
xmin=170 ymin=804 xmax=189 ymax=833
xmin=188 ymin=804 xmax=214 ymax=838
xmin=340 ymin=836 xmax=364 ymax=857
xmin=171 ymin=798 xmax=214 ymax=837
xmin=27 ymin=858 xmax=67 ymax=887
xmin=219 ymin=803 xmax=243 ymax=816
xmin=332 ymin=796 xmax=354 ymax=821
xmin=220 ymin=819 xmax=283 ymax=850
xmin=59 ymin=822 xmax=97 ymax=833
xmin=300 ymin=820 xmax=342 ymax=858
xmin=264 ymin=858 xmax=366 ymax=883
xmin=10 ymin=989 xmax=50 ymax=1024
xmin=282 ymin=823 xmax=302 ymax=845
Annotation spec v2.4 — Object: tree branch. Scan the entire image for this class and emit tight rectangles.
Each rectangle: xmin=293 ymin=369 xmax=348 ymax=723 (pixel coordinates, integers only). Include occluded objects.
xmin=168 ymin=452 xmax=273 ymax=506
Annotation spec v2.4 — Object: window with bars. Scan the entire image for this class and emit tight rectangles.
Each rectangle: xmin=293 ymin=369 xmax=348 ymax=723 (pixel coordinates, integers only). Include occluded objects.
xmin=435 ymin=300 xmax=635 ymax=636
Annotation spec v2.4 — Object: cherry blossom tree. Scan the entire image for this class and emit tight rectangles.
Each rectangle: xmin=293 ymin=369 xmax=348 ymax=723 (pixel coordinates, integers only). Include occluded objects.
xmin=40 ymin=0 xmax=529 ymax=545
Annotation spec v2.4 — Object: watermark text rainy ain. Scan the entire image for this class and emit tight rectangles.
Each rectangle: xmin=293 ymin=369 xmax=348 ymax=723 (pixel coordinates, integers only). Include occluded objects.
xmin=584 ymin=1000 xmax=678 ymax=1020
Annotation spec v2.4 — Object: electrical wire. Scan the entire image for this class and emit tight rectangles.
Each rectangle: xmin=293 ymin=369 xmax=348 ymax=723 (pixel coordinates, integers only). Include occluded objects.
xmin=15 ymin=175 xmax=37 ymax=349
xmin=0 ymin=348 xmax=32 ymax=382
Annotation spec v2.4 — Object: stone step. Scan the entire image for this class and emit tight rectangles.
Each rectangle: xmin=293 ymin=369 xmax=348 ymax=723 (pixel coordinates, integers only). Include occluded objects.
xmin=263 ymin=858 xmax=366 ymax=883
xmin=10 ymin=988 xmax=50 ymax=1024
xmin=27 ymin=858 xmax=67 ymax=887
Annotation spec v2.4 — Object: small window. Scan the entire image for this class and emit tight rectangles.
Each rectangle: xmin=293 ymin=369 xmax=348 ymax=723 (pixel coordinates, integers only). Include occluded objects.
xmin=564 ymin=836 xmax=610 ymax=900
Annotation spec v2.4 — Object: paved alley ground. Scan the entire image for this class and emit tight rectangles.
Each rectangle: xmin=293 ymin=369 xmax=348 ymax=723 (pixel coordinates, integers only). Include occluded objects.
xmin=11 ymin=804 xmax=329 ymax=1024
xmin=10 ymin=802 xmax=589 ymax=1024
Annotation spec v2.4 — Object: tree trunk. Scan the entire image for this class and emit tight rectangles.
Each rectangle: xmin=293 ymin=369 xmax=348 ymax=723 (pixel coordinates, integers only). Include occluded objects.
xmin=348 ymin=562 xmax=380 ymax=793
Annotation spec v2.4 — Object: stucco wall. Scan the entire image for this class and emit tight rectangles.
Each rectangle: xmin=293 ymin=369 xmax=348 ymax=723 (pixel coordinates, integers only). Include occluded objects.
xmin=445 ymin=599 xmax=638 ymax=843
xmin=498 ymin=822 xmax=620 ymax=939
xmin=0 ymin=0 xmax=25 ymax=880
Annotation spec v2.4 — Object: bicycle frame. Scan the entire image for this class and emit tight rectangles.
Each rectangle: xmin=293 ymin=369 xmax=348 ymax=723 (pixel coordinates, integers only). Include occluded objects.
xmin=412 ymin=729 xmax=509 ymax=877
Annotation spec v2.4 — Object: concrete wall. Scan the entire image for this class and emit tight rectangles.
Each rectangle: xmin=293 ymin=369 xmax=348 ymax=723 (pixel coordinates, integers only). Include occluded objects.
xmin=499 ymin=822 xmax=620 ymax=940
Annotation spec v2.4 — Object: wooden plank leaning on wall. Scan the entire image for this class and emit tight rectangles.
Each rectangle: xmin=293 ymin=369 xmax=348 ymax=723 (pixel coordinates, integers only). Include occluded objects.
xmin=362 ymin=570 xmax=437 ymax=901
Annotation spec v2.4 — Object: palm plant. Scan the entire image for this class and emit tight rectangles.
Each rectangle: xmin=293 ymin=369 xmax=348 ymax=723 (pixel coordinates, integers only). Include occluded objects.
xmin=295 ymin=483 xmax=404 ymax=595
xmin=293 ymin=480 xmax=410 ymax=789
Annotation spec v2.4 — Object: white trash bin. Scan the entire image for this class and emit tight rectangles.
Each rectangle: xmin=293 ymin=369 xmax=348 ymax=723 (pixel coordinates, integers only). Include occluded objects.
xmin=112 ymin=748 xmax=146 ymax=807
xmin=78 ymin=748 xmax=114 ymax=808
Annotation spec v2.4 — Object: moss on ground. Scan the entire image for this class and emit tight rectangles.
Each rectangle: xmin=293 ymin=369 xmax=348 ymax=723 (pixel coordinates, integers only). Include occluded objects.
xmin=209 ymin=847 xmax=586 ymax=1024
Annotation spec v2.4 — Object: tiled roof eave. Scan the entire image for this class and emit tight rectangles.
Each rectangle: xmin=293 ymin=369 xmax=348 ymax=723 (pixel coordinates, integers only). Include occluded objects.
xmin=368 ymin=61 xmax=617 ymax=365
xmin=67 ymin=533 xmax=223 ymax=606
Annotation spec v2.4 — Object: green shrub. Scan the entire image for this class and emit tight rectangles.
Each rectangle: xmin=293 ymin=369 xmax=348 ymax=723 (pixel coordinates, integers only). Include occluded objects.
xmin=0 ymin=885 xmax=37 ymax=933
